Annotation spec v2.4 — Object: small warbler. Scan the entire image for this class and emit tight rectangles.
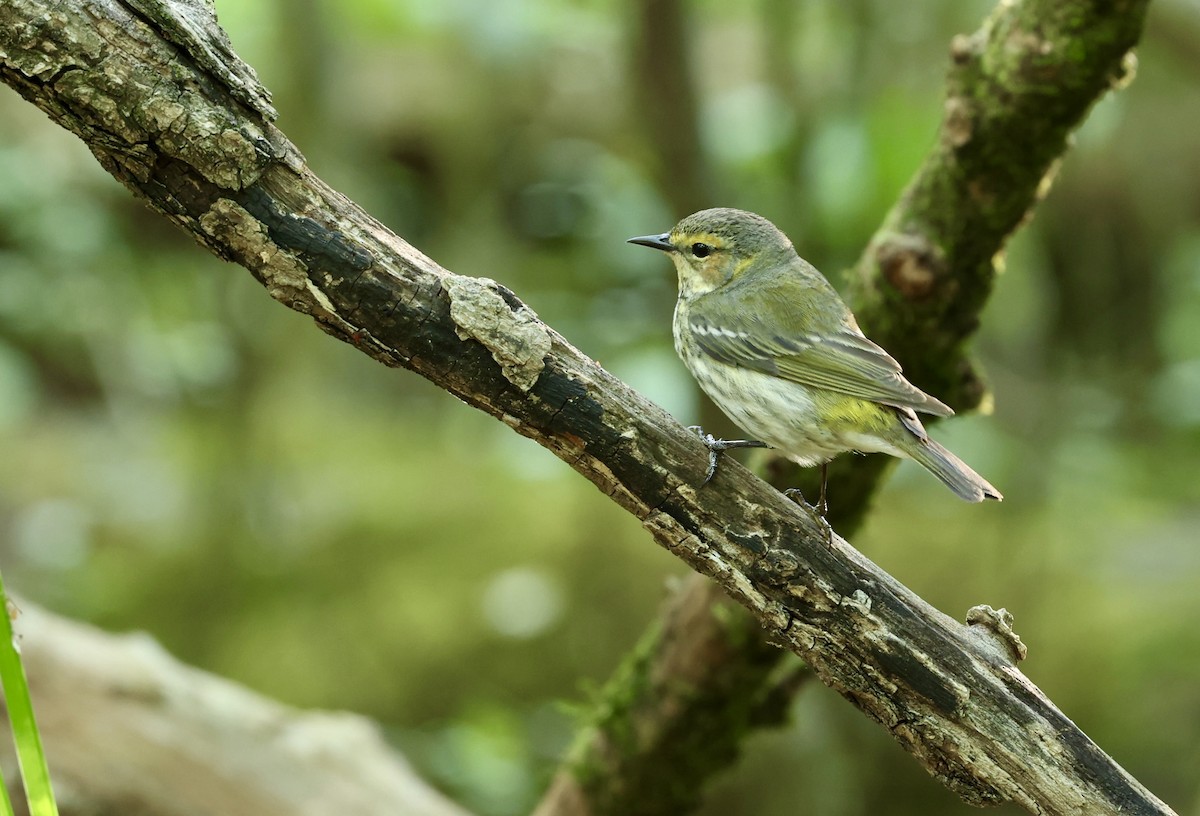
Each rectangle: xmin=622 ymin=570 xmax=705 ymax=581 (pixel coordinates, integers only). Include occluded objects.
xmin=629 ymin=208 xmax=1002 ymax=506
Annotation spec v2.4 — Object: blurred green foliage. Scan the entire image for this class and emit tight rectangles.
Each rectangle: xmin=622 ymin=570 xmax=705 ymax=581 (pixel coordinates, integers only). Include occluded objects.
xmin=2 ymin=0 xmax=1199 ymax=814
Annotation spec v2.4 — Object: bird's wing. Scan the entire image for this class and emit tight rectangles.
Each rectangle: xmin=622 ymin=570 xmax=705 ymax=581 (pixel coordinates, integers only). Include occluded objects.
xmin=687 ymin=290 xmax=954 ymax=417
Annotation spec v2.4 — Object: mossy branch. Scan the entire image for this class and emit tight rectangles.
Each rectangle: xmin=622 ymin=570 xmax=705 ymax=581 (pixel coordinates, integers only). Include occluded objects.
xmin=813 ymin=0 xmax=1152 ymax=530
xmin=853 ymin=0 xmax=1146 ymax=402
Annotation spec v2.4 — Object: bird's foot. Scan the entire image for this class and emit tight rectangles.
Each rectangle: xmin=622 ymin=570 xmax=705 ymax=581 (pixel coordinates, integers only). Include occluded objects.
xmin=787 ymin=463 xmax=830 ymax=516
xmin=782 ymin=485 xmax=828 ymax=518
xmin=686 ymin=425 xmax=769 ymax=485
xmin=783 ymin=485 xmax=828 ymax=517
xmin=782 ymin=487 xmax=807 ymax=506
xmin=784 ymin=469 xmax=833 ymax=545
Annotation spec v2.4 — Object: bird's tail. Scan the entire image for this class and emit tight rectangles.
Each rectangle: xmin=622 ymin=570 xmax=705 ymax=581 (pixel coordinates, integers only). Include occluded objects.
xmin=903 ymin=436 xmax=1003 ymax=503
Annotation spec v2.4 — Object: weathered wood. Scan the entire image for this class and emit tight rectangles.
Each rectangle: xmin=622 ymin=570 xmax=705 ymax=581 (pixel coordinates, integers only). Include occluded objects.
xmin=0 ymin=1 xmax=1174 ymax=814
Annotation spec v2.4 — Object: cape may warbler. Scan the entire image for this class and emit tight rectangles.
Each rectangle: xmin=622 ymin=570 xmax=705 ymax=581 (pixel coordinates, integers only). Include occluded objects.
xmin=629 ymin=208 xmax=1001 ymax=506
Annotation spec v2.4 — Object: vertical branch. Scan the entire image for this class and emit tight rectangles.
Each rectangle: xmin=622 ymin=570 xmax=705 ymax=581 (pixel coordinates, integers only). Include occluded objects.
xmin=629 ymin=0 xmax=717 ymax=214
xmin=850 ymin=0 xmax=1150 ymax=404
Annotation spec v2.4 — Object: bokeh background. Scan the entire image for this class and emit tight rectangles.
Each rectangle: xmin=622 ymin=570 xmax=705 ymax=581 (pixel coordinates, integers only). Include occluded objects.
xmin=2 ymin=0 xmax=1199 ymax=813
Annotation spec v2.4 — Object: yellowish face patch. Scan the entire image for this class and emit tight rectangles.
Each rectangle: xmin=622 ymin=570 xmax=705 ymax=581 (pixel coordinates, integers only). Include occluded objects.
xmin=669 ymin=231 xmax=734 ymax=295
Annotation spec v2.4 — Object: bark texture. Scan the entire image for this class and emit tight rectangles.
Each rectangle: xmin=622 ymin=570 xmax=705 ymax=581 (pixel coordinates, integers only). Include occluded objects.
xmin=0 ymin=1 xmax=1173 ymax=815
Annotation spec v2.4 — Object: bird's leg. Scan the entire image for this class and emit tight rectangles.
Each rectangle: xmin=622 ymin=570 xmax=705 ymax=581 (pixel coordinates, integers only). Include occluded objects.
xmin=784 ymin=477 xmax=833 ymax=546
xmin=782 ymin=463 xmax=831 ymax=520
xmin=686 ymin=426 xmax=769 ymax=485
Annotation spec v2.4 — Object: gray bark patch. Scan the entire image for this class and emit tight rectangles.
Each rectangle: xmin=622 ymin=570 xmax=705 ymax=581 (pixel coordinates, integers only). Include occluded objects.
xmin=443 ymin=276 xmax=551 ymax=392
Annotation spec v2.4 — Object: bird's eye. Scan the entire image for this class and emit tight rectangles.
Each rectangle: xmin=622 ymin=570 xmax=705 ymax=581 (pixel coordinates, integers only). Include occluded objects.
xmin=690 ymin=242 xmax=713 ymax=258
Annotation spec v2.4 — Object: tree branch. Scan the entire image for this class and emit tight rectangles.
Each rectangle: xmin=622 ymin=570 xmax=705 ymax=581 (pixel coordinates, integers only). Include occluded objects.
xmin=629 ymin=0 xmax=717 ymax=214
xmin=0 ymin=1 xmax=1173 ymax=814
xmin=793 ymin=0 xmax=1152 ymax=525
xmin=851 ymin=0 xmax=1147 ymax=403
xmin=533 ymin=575 xmax=806 ymax=816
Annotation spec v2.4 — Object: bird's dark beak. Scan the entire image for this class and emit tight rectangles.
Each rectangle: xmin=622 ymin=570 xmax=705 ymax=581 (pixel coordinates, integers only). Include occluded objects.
xmin=627 ymin=232 xmax=674 ymax=252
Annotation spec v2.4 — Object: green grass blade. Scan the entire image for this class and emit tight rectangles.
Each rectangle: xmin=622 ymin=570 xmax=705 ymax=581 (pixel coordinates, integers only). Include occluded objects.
xmin=0 ymin=747 xmax=14 ymax=816
xmin=0 ymin=573 xmax=58 ymax=816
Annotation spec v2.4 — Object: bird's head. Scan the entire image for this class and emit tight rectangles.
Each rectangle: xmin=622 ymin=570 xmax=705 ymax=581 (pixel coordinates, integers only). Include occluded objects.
xmin=628 ymin=208 xmax=794 ymax=298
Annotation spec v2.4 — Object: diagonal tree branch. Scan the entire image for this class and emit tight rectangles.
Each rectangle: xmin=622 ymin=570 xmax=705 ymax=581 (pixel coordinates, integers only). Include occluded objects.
xmin=0 ymin=1 xmax=1173 ymax=815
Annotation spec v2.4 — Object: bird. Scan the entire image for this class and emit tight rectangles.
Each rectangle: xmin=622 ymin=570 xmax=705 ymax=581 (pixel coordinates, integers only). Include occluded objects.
xmin=628 ymin=207 xmax=1002 ymax=510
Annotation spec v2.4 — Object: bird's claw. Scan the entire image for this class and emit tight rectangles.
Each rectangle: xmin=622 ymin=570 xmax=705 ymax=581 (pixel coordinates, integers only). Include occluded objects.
xmin=687 ymin=428 xmax=722 ymax=485
xmin=783 ymin=488 xmax=834 ymax=546
xmin=783 ymin=486 xmax=827 ymax=517
xmin=687 ymin=426 xmax=769 ymax=486
xmin=783 ymin=487 xmax=829 ymax=518
xmin=701 ymin=442 xmax=721 ymax=485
